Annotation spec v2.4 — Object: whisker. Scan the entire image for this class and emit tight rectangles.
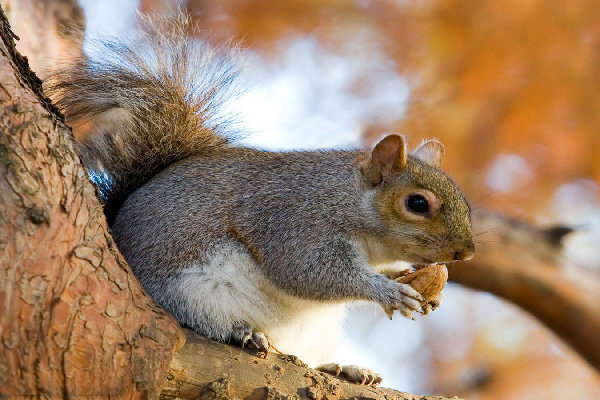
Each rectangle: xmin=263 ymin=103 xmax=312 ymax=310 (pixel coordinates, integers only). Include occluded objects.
xmin=474 ymin=240 xmax=498 ymax=245
xmin=469 ymin=191 xmax=500 ymax=209
xmin=472 ymin=228 xmax=498 ymax=237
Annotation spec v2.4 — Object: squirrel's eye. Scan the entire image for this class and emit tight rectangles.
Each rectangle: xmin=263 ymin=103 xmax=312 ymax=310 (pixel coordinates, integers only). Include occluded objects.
xmin=405 ymin=194 xmax=429 ymax=215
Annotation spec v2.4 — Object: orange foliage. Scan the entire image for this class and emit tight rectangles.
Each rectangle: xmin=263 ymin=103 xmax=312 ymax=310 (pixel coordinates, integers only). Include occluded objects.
xmin=168 ymin=0 xmax=600 ymax=216
xmin=398 ymin=0 xmax=600 ymax=214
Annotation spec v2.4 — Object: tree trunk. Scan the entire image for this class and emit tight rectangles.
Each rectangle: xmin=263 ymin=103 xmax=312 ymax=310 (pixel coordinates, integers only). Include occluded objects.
xmin=0 ymin=6 xmax=184 ymax=397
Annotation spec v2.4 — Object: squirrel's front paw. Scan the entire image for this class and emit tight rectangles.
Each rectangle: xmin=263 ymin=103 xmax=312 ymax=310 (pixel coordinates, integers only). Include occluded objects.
xmin=317 ymin=363 xmax=383 ymax=386
xmin=231 ymin=325 xmax=270 ymax=357
xmin=381 ymin=281 xmax=424 ymax=320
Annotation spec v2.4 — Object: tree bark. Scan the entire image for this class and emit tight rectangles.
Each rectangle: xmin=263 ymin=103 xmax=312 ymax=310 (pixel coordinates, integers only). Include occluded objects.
xmin=160 ymin=330 xmax=456 ymax=400
xmin=0 ymin=6 xmax=184 ymax=398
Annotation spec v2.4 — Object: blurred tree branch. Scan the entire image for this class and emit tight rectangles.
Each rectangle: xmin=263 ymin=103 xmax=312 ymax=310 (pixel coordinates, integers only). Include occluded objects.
xmin=451 ymin=210 xmax=600 ymax=370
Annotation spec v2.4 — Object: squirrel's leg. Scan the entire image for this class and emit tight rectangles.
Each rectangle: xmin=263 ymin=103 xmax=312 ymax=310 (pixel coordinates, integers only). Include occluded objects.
xmin=265 ymin=238 xmax=425 ymax=318
xmin=163 ymin=241 xmax=282 ymax=357
xmin=316 ymin=364 xmax=383 ymax=386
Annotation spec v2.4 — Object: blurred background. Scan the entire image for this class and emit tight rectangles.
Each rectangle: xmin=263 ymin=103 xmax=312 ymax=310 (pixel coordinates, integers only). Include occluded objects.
xmin=32 ymin=0 xmax=600 ymax=397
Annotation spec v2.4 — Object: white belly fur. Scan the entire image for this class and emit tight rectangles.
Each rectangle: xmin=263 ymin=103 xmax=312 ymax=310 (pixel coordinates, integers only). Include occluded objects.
xmin=174 ymin=242 xmax=346 ymax=366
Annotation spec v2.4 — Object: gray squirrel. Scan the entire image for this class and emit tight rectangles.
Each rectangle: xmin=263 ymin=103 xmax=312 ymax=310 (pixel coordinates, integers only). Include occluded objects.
xmin=49 ymin=14 xmax=474 ymax=385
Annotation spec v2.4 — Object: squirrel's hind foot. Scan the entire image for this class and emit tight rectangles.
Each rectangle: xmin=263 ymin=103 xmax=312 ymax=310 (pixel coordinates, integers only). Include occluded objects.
xmin=231 ymin=325 xmax=270 ymax=357
xmin=317 ymin=363 xmax=382 ymax=386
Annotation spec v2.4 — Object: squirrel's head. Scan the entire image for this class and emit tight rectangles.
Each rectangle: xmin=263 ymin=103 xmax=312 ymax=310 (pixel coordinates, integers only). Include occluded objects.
xmin=361 ymin=134 xmax=474 ymax=265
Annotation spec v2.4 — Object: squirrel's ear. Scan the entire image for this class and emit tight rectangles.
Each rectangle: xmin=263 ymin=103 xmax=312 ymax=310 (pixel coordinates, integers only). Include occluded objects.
xmin=413 ymin=139 xmax=445 ymax=168
xmin=363 ymin=134 xmax=407 ymax=185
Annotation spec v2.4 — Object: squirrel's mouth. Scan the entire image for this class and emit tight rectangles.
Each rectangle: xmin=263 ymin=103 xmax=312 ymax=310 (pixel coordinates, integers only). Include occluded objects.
xmin=412 ymin=262 xmax=445 ymax=271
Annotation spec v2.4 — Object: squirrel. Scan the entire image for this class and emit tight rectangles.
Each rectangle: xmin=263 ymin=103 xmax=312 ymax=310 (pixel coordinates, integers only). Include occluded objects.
xmin=49 ymin=14 xmax=474 ymax=385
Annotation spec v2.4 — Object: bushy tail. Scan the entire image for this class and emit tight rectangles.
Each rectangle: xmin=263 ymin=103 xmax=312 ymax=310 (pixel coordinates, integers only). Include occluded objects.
xmin=48 ymin=14 xmax=240 ymax=220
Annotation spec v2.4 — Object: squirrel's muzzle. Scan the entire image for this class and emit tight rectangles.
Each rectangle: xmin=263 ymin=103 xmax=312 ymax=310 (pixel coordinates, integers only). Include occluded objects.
xmin=453 ymin=240 xmax=475 ymax=261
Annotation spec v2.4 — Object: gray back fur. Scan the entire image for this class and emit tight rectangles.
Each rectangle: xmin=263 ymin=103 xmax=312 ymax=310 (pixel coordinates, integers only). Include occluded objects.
xmin=112 ymin=148 xmax=377 ymax=300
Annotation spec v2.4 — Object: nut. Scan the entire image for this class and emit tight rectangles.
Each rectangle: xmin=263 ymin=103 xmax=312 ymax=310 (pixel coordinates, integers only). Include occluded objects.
xmin=396 ymin=264 xmax=448 ymax=304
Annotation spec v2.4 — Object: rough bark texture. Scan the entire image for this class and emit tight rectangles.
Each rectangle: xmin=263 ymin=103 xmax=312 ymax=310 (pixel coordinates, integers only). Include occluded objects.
xmin=161 ymin=330 xmax=457 ymax=400
xmin=450 ymin=210 xmax=600 ymax=370
xmin=0 ymin=0 xmax=84 ymax=78
xmin=0 ymin=6 xmax=185 ymax=398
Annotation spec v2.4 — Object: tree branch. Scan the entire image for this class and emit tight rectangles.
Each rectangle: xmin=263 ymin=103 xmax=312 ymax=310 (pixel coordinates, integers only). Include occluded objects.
xmin=451 ymin=210 xmax=600 ymax=370
xmin=161 ymin=330 xmax=459 ymax=400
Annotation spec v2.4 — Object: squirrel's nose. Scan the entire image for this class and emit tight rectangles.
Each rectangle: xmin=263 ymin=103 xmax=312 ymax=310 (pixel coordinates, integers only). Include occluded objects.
xmin=453 ymin=241 xmax=475 ymax=261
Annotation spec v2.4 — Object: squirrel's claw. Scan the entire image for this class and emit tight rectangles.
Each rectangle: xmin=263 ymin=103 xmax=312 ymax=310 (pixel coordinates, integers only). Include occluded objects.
xmin=317 ymin=363 xmax=342 ymax=376
xmin=248 ymin=331 xmax=270 ymax=356
xmin=382 ymin=282 xmax=425 ymax=320
xmin=317 ymin=364 xmax=382 ymax=386
xmin=421 ymin=292 xmax=444 ymax=316
xmin=233 ymin=325 xmax=270 ymax=358
xmin=383 ymin=306 xmax=394 ymax=320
